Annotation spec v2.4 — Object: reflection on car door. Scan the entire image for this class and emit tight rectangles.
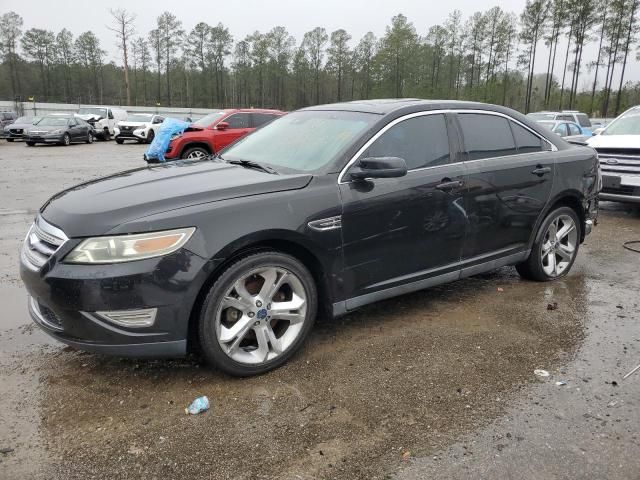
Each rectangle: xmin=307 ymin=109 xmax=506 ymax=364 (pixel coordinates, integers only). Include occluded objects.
xmin=456 ymin=112 xmax=554 ymax=266
xmin=339 ymin=113 xmax=468 ymax=308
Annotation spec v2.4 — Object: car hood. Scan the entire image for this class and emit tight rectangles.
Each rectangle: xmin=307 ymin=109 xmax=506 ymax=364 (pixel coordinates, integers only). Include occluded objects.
xmin=28 ymin=125 xmax=66 ymax=133
xmin=118 ymin=121 xmax=149 ymax=128
xmin=587 ymin=134 xmax=640 ymax=149
xmin=4 ymin=122 xmax=34 ymax=130
xmin=41 ymin=160 xmax=313 ymax=237
xmin=76 ymin=114 xmax=104 ymax=122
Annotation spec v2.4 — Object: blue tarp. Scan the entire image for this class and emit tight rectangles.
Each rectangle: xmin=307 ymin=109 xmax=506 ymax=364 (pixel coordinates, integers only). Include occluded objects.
xmin=144 ymin=118 xmax=190 ymax=162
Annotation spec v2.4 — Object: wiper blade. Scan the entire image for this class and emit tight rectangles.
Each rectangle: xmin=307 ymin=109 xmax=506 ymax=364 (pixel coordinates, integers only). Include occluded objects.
xmin=226 ymin=159 xmax=278 ymax=174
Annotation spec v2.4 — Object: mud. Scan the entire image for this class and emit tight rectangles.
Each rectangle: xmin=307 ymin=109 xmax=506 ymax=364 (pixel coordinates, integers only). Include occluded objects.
xmin=0 ymin=141 xmax=639 ymax=479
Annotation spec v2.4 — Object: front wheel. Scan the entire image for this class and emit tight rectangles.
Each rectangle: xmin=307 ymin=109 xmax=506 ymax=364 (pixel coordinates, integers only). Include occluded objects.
xmin=516 ymin=206 xmax=581 ymax=281
xmin=26 ymin=141 xmax=35 ymax=146
xmin=7 ymin=138 xmax=14 ymax=142
xmin=115 ymin=138 xmax=124 ymax=144
xmin=146 ymin=130 xmax=155 ymax=144
xmin=86 ymin=132 xmax=94 ymax=144
xmin=102 ymin=129 xmax=111 ymax=141
xmin=60 ymin=133 xmax=70 ymax=146
xmin=198 ymin=251 xmax=317 ymax=376
xmin=181 ymin=146 xmax=209 ymax=159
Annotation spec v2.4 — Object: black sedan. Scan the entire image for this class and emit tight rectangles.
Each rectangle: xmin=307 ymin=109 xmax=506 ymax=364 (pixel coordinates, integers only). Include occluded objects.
xmin=20 ymin=100 xmax=600 ymax=376
xmin=2 ymin=116 xmax=40 ymax=141
xmin=24 ymin=115 xmax=94 ymax=146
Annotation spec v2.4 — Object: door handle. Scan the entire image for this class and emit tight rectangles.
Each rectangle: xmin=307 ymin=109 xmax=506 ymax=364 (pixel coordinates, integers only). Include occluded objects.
xmin=532 ymin=166 xmax=551 ymax=176
xmin=435 ymin=180 xmax=464 ymax=191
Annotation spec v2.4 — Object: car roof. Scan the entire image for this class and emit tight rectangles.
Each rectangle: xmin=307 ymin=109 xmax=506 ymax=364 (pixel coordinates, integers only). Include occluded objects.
xmin=224 ymin=108 xmax=285 ymax=114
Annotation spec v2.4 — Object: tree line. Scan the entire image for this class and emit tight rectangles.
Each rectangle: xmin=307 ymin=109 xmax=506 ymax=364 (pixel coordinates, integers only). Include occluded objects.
xmin=0 ymin=0 xmax=639 ymax=117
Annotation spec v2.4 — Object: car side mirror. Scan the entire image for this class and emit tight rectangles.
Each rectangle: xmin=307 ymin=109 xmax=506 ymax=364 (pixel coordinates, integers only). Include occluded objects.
xmin=349 ymin=157 xmax=408 ymax=181
xmin=216 ymin=122 xmax=230 ymax=131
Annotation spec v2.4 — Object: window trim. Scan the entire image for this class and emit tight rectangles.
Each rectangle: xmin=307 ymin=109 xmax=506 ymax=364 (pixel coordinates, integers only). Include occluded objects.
xmin=338 ymin=109 xmax=557 ymax=184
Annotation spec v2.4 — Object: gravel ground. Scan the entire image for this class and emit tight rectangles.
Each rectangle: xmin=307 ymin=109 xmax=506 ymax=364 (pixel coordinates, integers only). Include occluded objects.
xmin=0 ymin=141 xmax=638 ymax=479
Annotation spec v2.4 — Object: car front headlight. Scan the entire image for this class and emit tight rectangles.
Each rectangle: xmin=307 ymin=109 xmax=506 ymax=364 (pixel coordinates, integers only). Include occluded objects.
xmin=64 ymin=227 xmax=196 ymax=264
xmin=50 ymin=129 xmax=63 ymax=135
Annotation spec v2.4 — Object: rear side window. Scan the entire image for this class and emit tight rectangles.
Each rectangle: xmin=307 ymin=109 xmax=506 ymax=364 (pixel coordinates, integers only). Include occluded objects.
xmin=568 ymin=123 xmax=582 ymax=136
xmin=364 ymin=114 xmax=450 ymax=170
xmin=225 ymin=113 xmax=250 ymax=129
xmin=458 ymin=114 xmax=516 ymax=160
xmin=576 ymin=114 xmax=591 ymax=128
xmin=510 ymin=121 xmax=544 ymax=153
xmin=252 ymin=113 xmax=279 ymax=128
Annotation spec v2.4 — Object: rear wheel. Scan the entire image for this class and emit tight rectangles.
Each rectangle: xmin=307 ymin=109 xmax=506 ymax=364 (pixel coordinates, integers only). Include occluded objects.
xmin=182 ymin=146 xmax=209 ymax=160
xmin=26 ymin=141 xmax=35 ymax=146
xmin=198 ymin=251 xmax=317 ymax=376
xmin=7 ymin=138 xmax=14 ymax=142
xmin=516 ymin=206 xmax=581 ymax=281
xmin=115 ymin=138 xmax=124 ymax=144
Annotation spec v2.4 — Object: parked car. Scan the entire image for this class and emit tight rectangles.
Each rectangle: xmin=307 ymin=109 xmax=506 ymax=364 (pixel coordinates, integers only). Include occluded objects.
xmin=527 ymin=110 xmax=593 ymax=135
xmin=164 ymin=109 xmax=285 ymax=160
xmin=0 ymin=111 xmax=17 ymax=129
xmin=537 ymin=120 xmax=590 ymax=142
xmin=20 ymin=100 xmax=599 ymax=376
xmin=114 ymin=113 xmax=165 ymax=144
xmin=587 ymin=106 xmax=640 ymax=203
xmin=24 ymin=115 xmax=94 ymax=146
xmin=3 ymin=116 xmax=40 ymax=141
xmin=76 ymin=106 xmax=127 ymax=140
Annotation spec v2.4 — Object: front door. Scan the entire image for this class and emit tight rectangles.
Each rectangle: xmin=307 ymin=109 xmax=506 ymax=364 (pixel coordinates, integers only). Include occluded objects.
xmin=215 ymin=113 xmax=252 ymax=150
xmin=339 ymin=113 xmax=467 ymax=307
xmin=454 ymin=112 xmax=555 ymax=262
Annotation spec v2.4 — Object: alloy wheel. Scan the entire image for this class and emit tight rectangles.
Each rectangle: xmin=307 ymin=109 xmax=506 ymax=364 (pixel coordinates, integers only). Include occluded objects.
xmin=540 ymin=214 xmax=578 ymax=277
xmin=187 ymin=149 xmax=207 ymax=159
xmin=214 ymin=266 xmax=307 ymax=365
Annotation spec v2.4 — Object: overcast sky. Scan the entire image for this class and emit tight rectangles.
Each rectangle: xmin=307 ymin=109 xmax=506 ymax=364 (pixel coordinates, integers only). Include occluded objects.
xmin=5 ymin=0 xmax=637 ymax=87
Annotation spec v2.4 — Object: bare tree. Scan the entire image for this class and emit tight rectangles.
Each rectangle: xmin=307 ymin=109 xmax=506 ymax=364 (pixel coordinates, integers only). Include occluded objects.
xmin=108 ymin=8 xmax=136 ymax=105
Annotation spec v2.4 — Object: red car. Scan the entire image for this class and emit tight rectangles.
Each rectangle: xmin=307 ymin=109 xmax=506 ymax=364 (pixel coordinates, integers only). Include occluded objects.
xmin=165 ymin=108 xmax=285 ymax=160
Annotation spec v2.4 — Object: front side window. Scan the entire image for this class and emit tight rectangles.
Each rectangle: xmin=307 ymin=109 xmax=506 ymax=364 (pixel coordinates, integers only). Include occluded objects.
xmin=576 ymin=114 xmax=591 ymax=128
xmin=362 ymin=114 xmax=450 ymax=170
xmin=511 ymin=122 xmax=545 ymax=152
xmin=568 ymin=123 xmax=582 ymax=136
xmin=458 ymin=113 xmax=517 ymax=160
xmin=222 ymin=110 xmax=378 ymax=173
xmin=252 ymin=113 xmax=279 ymax=128
xmin=225 ymin=113 xmax=250 ymax=129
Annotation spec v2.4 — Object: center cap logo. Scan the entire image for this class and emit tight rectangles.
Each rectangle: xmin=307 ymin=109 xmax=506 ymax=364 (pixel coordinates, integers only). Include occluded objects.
xmin=257 ymin=308 xmax=268 ymax=320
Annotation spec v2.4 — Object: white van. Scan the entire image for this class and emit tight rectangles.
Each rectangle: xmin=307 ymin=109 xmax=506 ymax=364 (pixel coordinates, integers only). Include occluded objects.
xmin=76 ymin=106 xmax=128 ymax=140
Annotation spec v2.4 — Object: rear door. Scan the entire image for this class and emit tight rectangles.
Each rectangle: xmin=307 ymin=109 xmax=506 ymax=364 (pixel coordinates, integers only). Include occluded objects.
xmin=215 ymin=113 xmax=252 ymax=150
xmin=68 ymin=118 xmax=82 ymax=140
xmin=339 ymin=112 xmax=467 ymax=306
xmin=455 ymin=112 xmax=555 ymax=263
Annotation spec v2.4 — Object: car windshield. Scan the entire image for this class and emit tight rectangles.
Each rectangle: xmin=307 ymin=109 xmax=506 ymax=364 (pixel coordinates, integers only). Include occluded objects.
xmin=127 ymin=114 xmax=153 ymax=122
xmin=537 ymin=121 xmax=557 ymax=129
xmin=222 ymin=110 xmax=378 ymax=172
xmin=37 ymin=117 xmax=70 ymax=126
xmin=603 ymin=114 xmax=640 ymax=135
xmin=193 ymin=111 xmax=226 ymax=127
xmin=15 ymin=116 xmax=32 ymax=123
xmin=528 ymin=113 xmax=556 ymax=121
xmin=78 ymin=108 xmax=107 ymax=117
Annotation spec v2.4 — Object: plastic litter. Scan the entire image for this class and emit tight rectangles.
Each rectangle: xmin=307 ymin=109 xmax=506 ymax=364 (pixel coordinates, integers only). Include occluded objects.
xmin=185 ymin=396 xmax=210 ymax=415
xmin=144 ymin=118 xmax=191 ymax=163
xmin=534 ymin=369 xmax=550 ymax=377
xmin=555 ymin=380 xmax=567 ymax=386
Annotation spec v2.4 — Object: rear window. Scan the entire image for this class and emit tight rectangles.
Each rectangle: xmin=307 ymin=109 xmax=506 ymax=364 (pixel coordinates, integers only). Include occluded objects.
xmin=511 ymin=122 xmax=545 ymax=153
xmin=556 ymin=114 xmax=574 ymax=122
xmin=458 ymin=114 xmax=517 ymax=160
xmin=576 ymin=114 xmax=591 ymax=128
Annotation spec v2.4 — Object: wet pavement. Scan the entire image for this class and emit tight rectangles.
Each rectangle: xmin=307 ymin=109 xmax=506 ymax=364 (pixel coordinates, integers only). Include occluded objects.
xmin=0 ymin=141 xmax=639 ymax=479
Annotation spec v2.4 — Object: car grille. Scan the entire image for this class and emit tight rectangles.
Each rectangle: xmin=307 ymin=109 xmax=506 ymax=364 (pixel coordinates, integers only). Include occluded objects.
xmin=21 ymin=216 xmax=68 ymax=270
xmin=602 ymin=185 xmax=637 ymax=195
xmin=9 ymin=128 xmax=23 ymax=134
xmin=28 ymin=296 xmax=64 ymax=330
xmin=595 ymin=148 xmax=640 ymax=175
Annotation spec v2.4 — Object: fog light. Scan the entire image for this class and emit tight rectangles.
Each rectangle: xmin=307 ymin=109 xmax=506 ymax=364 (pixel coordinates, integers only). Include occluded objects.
xmin=95 ymin=308 xmax=157 ymax=327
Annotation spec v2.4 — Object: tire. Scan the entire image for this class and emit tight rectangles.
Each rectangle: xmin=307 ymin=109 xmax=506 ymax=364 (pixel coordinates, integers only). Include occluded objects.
xmin=7 ymin=138 xmax=14 ymax=142
xmin=146 ymin=130 xmax=155 ymax=144
xmin=86 ymin=132 xmax=94 ymax=144
xmin=198 ymin=251 xmax=318 ymax=376
xmin=181 ymin=146 xmax=209 ymax=160
xmin=60 ymin=133 xmax=70 ymax=146
xmin=26 ymin=141 xmax=35 ymax=146
xmin=102 ymin=129 xmax=111 ymax=141
xmin=115 ymin=138 xmax=124 ymax=144
xmin=516 ymin=206 xmax=581 ymax=282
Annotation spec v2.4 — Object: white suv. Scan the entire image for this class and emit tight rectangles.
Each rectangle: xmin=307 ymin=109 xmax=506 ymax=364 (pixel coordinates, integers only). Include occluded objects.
xmin=114 ymin=113 xmax=165 ymax=144
xmin=527 ymin=111 xmax=593 ymax=135
xmin=76 ymin=106 xmax=128 ymax=140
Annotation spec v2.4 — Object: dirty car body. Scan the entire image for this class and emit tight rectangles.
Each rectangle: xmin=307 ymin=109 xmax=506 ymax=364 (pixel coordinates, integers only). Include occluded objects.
xmin=20 ymin=100 xmax=600 ymax=375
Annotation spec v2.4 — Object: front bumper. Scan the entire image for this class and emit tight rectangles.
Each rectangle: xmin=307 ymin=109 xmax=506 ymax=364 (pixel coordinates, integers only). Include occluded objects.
xmin=25 ymin=134 xmax=64 ymax=143
xmin=20 ymin=222 xmax=212 ymax=358
xmin=600 ymin=173 xmax=640 ymax=204
xmin=115 ymin=128 xmax=148 ymax=141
